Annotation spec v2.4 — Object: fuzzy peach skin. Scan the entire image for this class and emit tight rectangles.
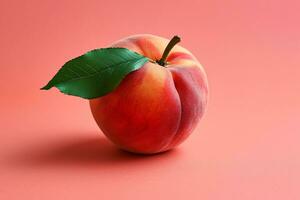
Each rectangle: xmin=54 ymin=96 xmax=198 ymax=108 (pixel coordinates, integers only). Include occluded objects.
xmin=90 ymin=34 xmax=208 ymax=154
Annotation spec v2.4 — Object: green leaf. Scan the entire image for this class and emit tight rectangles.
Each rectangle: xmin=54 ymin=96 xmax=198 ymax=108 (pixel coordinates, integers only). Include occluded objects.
xmin=41 ymin=48 xmax=149 ymax=99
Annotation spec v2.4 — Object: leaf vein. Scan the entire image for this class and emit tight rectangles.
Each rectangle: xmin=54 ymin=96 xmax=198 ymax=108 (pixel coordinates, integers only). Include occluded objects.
xmin=56 ymin=58 xmax=147 ymax=85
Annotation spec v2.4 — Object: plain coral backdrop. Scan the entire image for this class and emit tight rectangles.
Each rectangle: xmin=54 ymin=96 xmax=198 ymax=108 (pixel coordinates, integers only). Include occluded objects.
xmin=0 ymin=0 xmax=299 ymax=199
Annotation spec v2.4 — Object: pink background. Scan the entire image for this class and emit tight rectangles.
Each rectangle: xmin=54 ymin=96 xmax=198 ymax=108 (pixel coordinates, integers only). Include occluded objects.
xmin=1 ymin=0 xmax=299 ymax=199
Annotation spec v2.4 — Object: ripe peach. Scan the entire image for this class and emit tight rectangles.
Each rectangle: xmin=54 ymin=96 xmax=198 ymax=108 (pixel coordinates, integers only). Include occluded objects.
xmin=90 ymin=34 xmax=208 ymax=154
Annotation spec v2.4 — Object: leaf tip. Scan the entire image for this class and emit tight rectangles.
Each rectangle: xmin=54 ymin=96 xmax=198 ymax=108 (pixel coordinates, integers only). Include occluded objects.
xmin=40 ymin=84 xmax=51 ymax=90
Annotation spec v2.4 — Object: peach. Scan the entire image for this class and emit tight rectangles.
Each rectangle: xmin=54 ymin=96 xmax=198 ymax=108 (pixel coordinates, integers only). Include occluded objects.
xmin=90 ymin=34 xmax=208 ymax=154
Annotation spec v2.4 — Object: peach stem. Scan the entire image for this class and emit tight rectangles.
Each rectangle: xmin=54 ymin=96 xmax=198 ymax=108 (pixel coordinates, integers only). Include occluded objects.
xmin=157 ymin=35 xmax=181 ymax=67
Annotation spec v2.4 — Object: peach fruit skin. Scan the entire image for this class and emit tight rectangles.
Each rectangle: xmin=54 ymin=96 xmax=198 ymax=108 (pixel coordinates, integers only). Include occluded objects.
xmin=90 ymin=34 xmax=208 ymax=154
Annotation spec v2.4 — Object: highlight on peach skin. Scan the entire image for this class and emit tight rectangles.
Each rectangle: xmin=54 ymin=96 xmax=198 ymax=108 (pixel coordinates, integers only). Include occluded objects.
xmin=41 ymin=34 xmax=209 ymax=154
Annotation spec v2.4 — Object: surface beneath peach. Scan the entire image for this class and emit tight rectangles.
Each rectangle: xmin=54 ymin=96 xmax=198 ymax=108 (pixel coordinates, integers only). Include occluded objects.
xmin=6 ymin=133 xmax=179 ymax=168
xmin=1 ymin=0 xmax=300 ymax=199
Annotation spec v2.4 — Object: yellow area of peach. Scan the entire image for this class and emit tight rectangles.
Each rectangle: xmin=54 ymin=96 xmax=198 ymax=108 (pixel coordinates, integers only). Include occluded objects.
xmin=132 ymin=62 xmax=168 ymax=102
xmin=167 ymin=59 xmax=198 ymax=67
